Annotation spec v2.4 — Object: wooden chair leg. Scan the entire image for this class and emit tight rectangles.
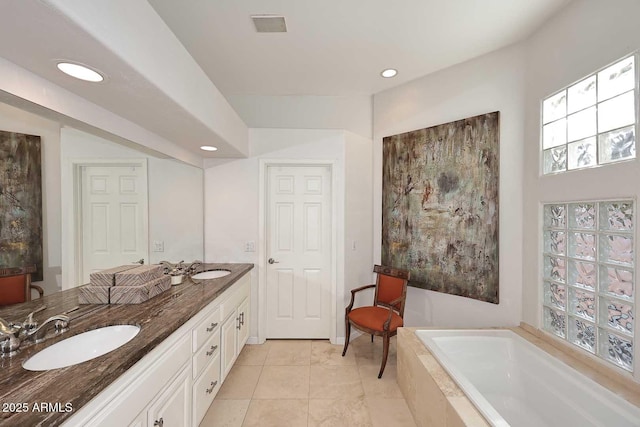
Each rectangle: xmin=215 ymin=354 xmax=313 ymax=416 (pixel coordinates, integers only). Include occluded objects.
xmin=24 ymin=273 xmax=32 ymax=302
xmin=342 ymin=320 xmax=351 ymax=357
xmin=378 ymin=334 xmax=390 ymax=379
xmin=371 ymin=334 xmax=374 ymax=343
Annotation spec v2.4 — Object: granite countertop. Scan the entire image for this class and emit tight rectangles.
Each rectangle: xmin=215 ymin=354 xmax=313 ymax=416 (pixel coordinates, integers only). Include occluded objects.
xmin=0 ymin=263 xmax=254 ymax=426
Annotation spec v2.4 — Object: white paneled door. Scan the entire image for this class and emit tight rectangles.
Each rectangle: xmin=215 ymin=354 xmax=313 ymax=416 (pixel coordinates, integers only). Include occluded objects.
xmin=266 ymin=165 xmax=332 ymax=338
xmin=80 ymin=164 xmax=148 ymax=284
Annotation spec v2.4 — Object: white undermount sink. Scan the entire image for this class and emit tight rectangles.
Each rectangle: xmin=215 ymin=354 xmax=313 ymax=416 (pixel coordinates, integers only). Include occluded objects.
xmin=22 ymin=325 xmax=140 ymax=371
xmin=191 ymin=270 xmax=231 ymax=280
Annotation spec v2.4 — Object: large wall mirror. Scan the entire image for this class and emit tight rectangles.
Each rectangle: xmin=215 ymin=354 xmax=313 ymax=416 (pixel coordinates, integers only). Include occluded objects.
xmin=0 ymin=100 xmax=204 ymax=302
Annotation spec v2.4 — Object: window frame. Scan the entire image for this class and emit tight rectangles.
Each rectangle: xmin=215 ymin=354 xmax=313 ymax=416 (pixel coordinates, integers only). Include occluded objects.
xmin=541 ymin=53 xmax=639 ymax=175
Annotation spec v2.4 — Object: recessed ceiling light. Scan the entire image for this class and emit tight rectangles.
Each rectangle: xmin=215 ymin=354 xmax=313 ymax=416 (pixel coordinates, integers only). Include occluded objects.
xmin=381 ymin=68 xmax=398 ymax=78
xmin=200 ymin=145 xmax=218 ymax=152
xmin=56 ymin=62 xmax=104 ymax=82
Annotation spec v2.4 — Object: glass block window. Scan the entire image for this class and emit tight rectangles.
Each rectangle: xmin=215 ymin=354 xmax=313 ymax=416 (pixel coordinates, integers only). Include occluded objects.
xmin=542 ymin=55 xmax=636 ymax=174
xmin=543 ymin=200 xmax=635 ymax=371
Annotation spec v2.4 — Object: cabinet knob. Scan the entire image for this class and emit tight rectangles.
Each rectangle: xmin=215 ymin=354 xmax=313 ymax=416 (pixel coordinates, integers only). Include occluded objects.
xmin=154 ymin=418 xmax=164 ymax=427
xmin=206 ymin=322 xmax=218 ymax=332
xmin=206 ymin=380 xmax=218 ymax=394
xmin=206 ymin=345 xmax=218 ymax=356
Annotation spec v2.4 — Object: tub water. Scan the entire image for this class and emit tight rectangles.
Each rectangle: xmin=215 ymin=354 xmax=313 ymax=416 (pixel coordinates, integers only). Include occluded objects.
xmin=416 ymin=329 xmax=640 ymax=427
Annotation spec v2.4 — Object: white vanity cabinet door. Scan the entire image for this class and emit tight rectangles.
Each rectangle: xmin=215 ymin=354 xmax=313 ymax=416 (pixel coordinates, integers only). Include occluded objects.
xmin=221 ymin=311 xmax=239 ymax=381
xmin=147 ymin=363 xmax=191 ymax=427
xmin=220 ymin=279 xmax=251 ymax=382
xmin=128 ymin=412 xmax=146 ymax=427
xmin=237 ymin=297 xmax=250 ymax=350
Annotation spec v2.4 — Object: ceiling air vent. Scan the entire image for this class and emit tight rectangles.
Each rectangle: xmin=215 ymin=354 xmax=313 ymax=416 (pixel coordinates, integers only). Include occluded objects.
xmin=251 ymin=15 xmax=287 ymax=33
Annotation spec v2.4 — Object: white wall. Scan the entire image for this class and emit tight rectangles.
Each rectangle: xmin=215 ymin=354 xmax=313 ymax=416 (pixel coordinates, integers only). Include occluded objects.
xmin=373 ymin=44 xmax=526 ymax=328
xmin=0 ymin=102 xmax=62 ymax=296
xmin=344 ymin=131 xmax=375 ymax=312
xmin=522 ymin=0 xmax=640 ymax=335
xmin=228 ymin=95 xmax=373 ymax=139
xmin=204 ymin=128 xmax=373 ymax=341
xmin=148 ymin=158 xmax=204 ymax=264
xmin=60 ymin=128 xmax=204 ymax=287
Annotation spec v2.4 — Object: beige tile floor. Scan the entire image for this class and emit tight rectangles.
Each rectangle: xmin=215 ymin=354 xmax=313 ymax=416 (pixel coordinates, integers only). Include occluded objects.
xmin=200 ymin=335 xmax=417 ymax=427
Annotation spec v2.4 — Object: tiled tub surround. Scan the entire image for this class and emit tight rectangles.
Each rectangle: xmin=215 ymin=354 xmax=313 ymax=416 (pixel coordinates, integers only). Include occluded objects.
xmin=397 ymin=326 xmax=640 ymax=427
xmin=0 ymin=263 xmax=253 ymax=426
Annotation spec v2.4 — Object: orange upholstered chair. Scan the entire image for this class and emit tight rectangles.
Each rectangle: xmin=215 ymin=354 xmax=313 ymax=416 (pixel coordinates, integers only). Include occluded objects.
xmin=342 ymin=264 xmax=410 ymax=378
xmin=0 ymin=267 xmax=43 ymax=306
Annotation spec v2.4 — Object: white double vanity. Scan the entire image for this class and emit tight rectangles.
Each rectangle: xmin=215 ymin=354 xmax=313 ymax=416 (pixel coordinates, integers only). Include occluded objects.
xmin=65 ymin=272 xmax=250 ymax=427
xmin=0 ymin=265 xmax=252 ymax=427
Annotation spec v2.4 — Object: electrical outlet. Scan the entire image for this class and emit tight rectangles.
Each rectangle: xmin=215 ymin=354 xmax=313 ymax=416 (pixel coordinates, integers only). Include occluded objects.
xmin=153 ymin=241 xmax=164 ymax=252
xmin=245 ymin=241 xmax=256 ymax=252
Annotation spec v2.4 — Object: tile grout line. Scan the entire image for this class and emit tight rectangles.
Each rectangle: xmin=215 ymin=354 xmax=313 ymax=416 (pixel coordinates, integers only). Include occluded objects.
xmin=243 ymin=363 xmax=261 ymax=426
xmin=243 ymin=344 xmax=268 ymax=427
xmin=307 ymin=342 xmax=311 ymax=427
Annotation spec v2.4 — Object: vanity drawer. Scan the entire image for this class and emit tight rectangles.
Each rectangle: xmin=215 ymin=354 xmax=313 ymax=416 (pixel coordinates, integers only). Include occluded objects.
xmin=193 ymin=329 xmax=220 ymax=379
xmin=193 ymin=353 xmax=221 ymax=426
xmin=192 ymin=306 xmax=220 ymax=353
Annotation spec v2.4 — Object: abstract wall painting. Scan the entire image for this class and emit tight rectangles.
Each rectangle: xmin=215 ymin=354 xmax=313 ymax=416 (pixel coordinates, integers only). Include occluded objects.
xmin=382 ymin=112 xmax=500 ymax=303
xmin=0 ymin=130 xmax=43 ymax=281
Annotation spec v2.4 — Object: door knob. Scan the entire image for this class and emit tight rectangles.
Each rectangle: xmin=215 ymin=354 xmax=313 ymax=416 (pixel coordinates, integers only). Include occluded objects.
xmin=132 ymin=258 xmax=144 ymax=265
xmin=268 ymin=258 xmax=279 ymax=264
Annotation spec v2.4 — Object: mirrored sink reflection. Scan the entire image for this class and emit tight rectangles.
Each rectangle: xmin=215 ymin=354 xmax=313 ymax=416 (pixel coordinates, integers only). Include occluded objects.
xmin=191 ymin=269 xmax=231 ymax=280
xmin=22 ymin=325 xmax=140 ymax=371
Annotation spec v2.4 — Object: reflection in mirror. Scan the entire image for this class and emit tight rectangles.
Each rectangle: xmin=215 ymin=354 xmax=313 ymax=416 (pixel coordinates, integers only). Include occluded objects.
xmin=0 ymin=101 xmax=204 ymax=304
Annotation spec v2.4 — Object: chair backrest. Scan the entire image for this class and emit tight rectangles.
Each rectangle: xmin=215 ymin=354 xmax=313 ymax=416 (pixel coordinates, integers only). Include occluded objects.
xmin=0 ymin=265 xmax=39 ymax=306
xmin=0 ymin=273 xmax=30 ymax=305
xmin=373 ymin=265 xmax=410 ymax=317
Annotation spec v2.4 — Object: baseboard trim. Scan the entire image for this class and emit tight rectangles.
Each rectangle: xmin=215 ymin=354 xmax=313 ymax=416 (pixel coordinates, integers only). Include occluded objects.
xmin=246 ymin=336 xmax=261 ymax=345
xmin=247 ymin=334 xmax=359 ymax=346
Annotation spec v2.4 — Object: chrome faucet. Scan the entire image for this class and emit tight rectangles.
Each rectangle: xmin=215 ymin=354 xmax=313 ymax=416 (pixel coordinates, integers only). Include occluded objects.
xmin=159 ymin=260 xmax=202 ymax=276
xmin=0 ymin=318 xmax=22 ymax=357
xmin=183 ymin=260 xmax=203 ymax=276
xmin=160 ymin=260 xmax=184 ymax=275
xmin=0 ymin=306 xmax=71 ymax=357
xmin=23 ymin=314 xmax=70 ymax=344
